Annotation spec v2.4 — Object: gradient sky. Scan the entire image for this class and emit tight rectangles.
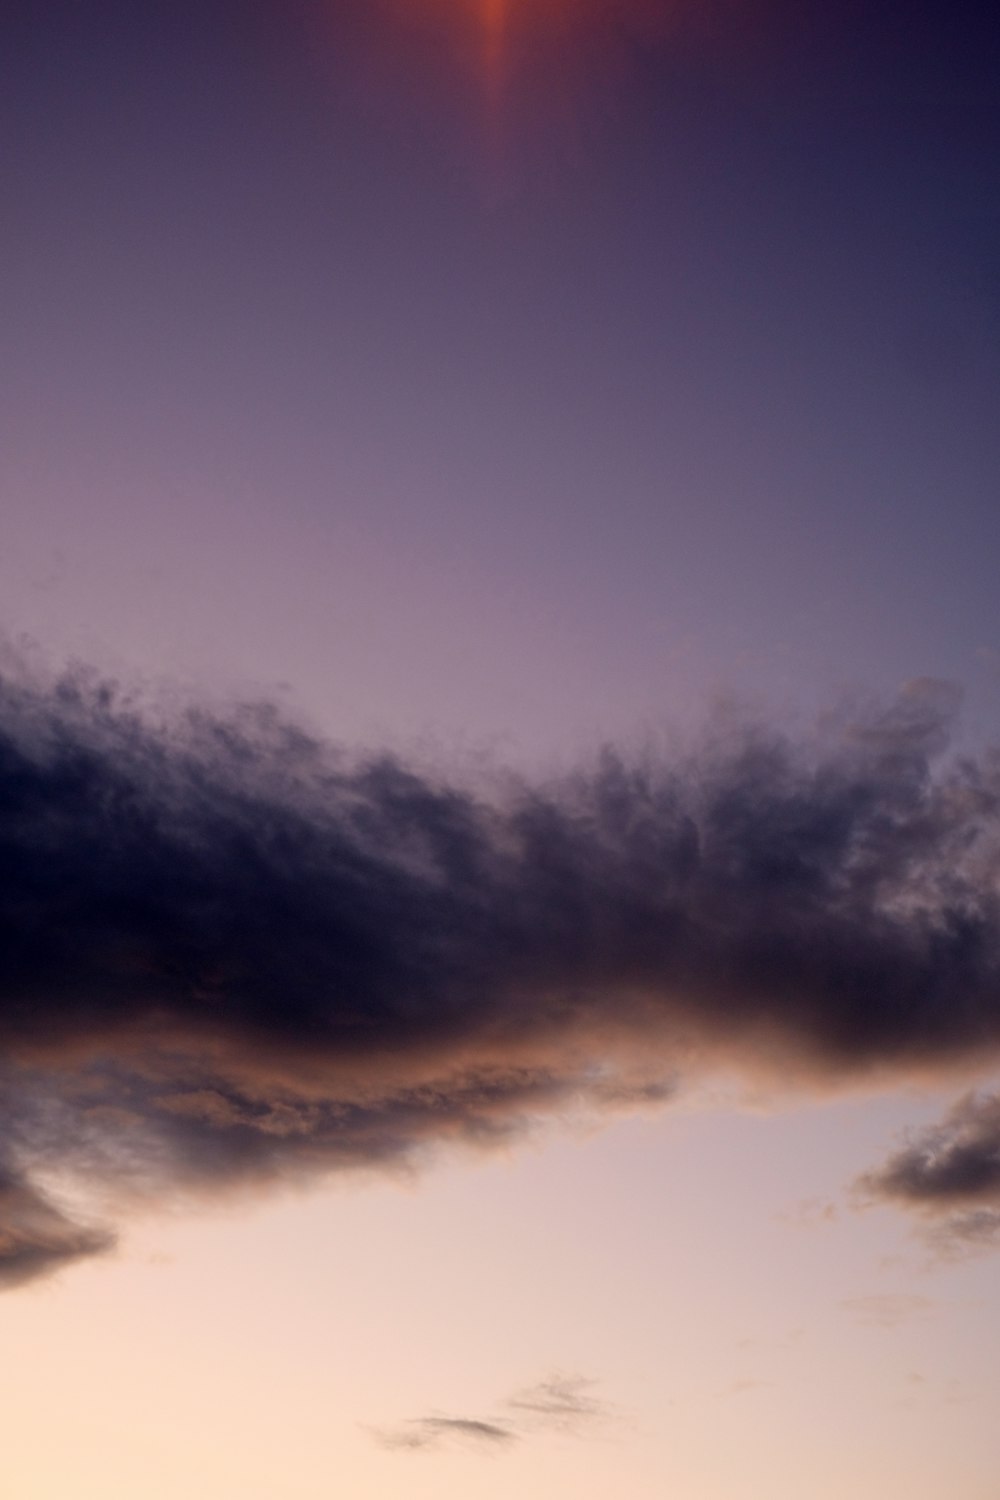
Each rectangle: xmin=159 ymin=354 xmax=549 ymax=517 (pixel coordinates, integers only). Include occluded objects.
xmin=4 ymin=2 xmax=1000 ymax=1496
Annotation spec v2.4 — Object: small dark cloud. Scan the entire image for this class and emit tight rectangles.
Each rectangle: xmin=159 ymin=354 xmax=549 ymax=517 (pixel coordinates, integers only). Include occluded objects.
xmin=860 ymin=1092 xmax=1000 ymax=1208
xmin=858 ymin=1092 xmax=1000 ymax=1258
xmin=4 ymin=662 xmax=1000 ymax=1278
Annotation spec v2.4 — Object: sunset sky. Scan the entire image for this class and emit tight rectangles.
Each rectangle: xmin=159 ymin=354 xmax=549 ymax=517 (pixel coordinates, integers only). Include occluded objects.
xmin=4 ymin=2 xmax=1000 ymax=1496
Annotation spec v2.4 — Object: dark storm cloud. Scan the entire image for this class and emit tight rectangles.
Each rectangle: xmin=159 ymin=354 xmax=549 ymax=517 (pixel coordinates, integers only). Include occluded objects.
xmin=4 ymin=662 xmax=1000 ymax=1280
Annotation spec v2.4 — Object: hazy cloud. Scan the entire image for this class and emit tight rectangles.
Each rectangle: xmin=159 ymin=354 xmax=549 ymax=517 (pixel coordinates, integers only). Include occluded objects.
xmin=922 ymin=1208 xmax=1000 ymax=1259
xmin=4 ymin=662 xmax=1000 ymax=1278
xmin=838 ymin=1294 xmax=935 ymax=1329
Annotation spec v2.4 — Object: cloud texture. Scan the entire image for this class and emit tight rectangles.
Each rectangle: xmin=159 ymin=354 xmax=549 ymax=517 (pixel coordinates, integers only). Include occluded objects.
xmin=2 ymin=664 xmax=1000 ymax=1280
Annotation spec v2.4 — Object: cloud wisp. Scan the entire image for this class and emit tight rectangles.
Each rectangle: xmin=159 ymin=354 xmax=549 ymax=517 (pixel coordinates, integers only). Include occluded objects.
xmin=371 ymin=1414 xmax=516 ymax=1452
xmin=505 ymin=1372 xmax=612 ymax=1432
xmin=2 ymin=663 xmax=1000 ymax=1280
xmin=369 ymin=1371 xmax=612 ymax=1453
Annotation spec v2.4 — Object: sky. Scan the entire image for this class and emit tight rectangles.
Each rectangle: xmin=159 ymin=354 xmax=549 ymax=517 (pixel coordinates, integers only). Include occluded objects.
xmin=3 ymin=1 xmax=1000 ymax=1495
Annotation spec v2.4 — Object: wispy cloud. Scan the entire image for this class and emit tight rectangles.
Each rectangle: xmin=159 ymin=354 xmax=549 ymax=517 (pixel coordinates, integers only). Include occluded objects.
xmin=369 ymin=1371 xmax=612 ymax=1455
xmin=504 ymin=1372 xmax=612 ymax=1432
xmin=370 ymin=1415 xmax=516 ymax=1452
xmin=3 ymin=661 xmax=1000 ymax=1278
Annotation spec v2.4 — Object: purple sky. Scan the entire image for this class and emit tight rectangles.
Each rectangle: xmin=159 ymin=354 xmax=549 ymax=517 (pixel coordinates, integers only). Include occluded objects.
xmin=5 ymin=0 xmax=1000 ymax=757
xmin=4 ymin=5 xmax=1000 ymax=1496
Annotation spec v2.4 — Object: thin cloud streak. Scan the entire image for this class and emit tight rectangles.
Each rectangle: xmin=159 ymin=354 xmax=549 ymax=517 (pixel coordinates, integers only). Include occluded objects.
xmin=370 ymin=1415 xmax=516 ymax=1452
xmin=369 ymin=1370 xmax=611 ymax=1453
xmin=3 ymin=662 xmax=1000 ymax=1279
xmin=505 ymin=1372 xmax=612 ymax=1432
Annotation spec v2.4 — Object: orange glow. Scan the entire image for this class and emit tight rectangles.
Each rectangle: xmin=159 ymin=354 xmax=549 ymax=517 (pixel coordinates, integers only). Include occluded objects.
xmin=377 ymin=0 xmax=682 ymax=141
xmin=480 ymin=0 xmax=509 ymax=157
xmin=301 ymin=0 xmax=773 ymax=172
xmin=481 ymin=0 xmax=508 ymax=82
xmin=397 ymin=1 xmax=766 ymax=104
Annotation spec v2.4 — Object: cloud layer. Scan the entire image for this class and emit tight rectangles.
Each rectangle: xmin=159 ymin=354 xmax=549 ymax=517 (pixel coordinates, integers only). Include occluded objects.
xmin=2 ymin=663 xmax=1000 ymax=1280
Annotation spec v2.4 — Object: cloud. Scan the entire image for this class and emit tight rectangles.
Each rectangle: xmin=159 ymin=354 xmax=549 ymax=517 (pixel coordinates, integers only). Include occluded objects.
xmin=858 ymin=1092 xmax=1000 ymax=1257
xmin=370 ymin=1415 xmax=515 ymax=1452
xmin=369 ymin=1371 xmax=611 ymax=1454
xmin=3 ymin=662 xmax=1000 ymax=1279
xmin=922 ymin=1209 xmax=1000 ymax=1258
xmin=504 ymin=1372 xmax=612 ymax=1431
xmin=860 ymin=1093 xmax=1000 ymax=1207
xmin=0 ymin=1166 xmax=115 ymax=1289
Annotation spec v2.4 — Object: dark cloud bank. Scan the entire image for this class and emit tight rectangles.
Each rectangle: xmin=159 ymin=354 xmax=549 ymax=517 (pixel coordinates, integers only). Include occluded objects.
xmin=2 ymin=664 xmax=1000 ymax=1283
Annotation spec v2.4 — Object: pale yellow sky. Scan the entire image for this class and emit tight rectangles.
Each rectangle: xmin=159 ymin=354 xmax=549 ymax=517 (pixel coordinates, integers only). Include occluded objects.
xmin=3 ymin=1096 xmax=999 ymax=1500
